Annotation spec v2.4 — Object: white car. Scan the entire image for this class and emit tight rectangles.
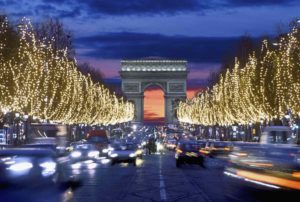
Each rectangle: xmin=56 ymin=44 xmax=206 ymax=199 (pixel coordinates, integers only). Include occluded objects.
xmin=109 ymin=144 xmax=137 ymax=166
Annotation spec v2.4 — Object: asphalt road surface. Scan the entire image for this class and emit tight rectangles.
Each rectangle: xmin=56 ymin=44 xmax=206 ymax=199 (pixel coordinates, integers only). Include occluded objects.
xmin=64 ymin=151 xmax=281 ymax=202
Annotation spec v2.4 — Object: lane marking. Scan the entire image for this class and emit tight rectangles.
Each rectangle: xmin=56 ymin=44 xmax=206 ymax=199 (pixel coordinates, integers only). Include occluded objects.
xmin=159 ymin=156 xmax=167 ymax=201
xmin=159 ymin=171 xmax=167 ymax=201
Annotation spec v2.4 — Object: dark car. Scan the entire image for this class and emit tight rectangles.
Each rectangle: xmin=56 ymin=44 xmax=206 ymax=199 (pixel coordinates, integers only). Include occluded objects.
xmin=0 ymin=148 xmax=82 ymax=202
xmin=165 ymin=139 xmax=177 ymax=150
xmin=22 ymin=142 xmax=68 ymax=157
xmin=86 ymin=130 xmax=110 ymax=157
xmin=175 ymin=141 xmax=205 ymax=168
xmin=202 ymin=141 xmax=233 ymax=157
xmin=0 ymin=148 xmax=59 ymax=186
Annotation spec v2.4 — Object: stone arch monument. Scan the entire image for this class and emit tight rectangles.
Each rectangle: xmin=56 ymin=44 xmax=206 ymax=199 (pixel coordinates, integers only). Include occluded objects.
xmin=120 ymin=59 xmax=188 ymax=124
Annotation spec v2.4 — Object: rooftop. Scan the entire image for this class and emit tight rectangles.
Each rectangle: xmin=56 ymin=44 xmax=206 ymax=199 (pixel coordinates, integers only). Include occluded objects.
xmin=121 ymin=59 xmax=187 ymax=72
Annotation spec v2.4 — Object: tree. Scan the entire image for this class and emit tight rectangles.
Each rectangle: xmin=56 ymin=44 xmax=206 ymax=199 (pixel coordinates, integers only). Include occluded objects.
xmin=178 ymin=22 xmax=300 ymax=126
xmin=0 ymin=15 xmax=19 ymax=62
xmin=77 ymin=62 xmax=104 ymax=83
xmin=35 ymin=18 xmax=74 ymax=58
xmin=0 ymin=17 xmax=134 ymax=126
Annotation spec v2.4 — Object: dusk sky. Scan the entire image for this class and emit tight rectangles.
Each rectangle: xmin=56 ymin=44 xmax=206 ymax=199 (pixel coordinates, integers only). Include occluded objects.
xmin=1 ymin=0 xmax=299 ymax=121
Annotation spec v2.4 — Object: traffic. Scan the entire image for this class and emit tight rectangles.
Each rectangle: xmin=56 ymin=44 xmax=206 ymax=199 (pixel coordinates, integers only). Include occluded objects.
xmin=0 ymin=124 xmax=299 ymax=201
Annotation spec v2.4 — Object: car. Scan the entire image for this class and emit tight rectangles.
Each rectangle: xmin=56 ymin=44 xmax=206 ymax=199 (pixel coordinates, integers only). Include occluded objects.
xmin=0 ymin=147 xmax=82 ymax=201
xmin=22 ymin=143 xmax=57 ymax=152
xmin=0 ymin=148 xmax=60 ymax=186
xmin=69 ymin=143 xmax=99 ymax=163
xmin=175 ymin=141 xmax=205 ymax=168
xmin=201 ymin=141 xmax=233 ymax=157
xmin=165 ymin=139 xmax=177 ymax=150
xmin=86 ymin=130 xmax=110 ymax=157
xmin=108 ymin=143 xmax=138 ymax=166
xmin=225 ymin=126 xmax=300 ymax=192
xmin=21 ymin=143 xmax=69 ymax=157
xmin=135 ymin=143 xmax=144 ymax=158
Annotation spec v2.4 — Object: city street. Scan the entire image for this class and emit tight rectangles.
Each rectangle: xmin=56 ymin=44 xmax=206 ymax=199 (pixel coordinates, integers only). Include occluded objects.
xmin=66 ymin=152 xmax=256 ymax=202
xmin=1 ymin=2 xmax=300 ymax=202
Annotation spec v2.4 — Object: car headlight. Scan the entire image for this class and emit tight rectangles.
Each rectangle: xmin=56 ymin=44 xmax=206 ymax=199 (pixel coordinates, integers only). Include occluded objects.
xmin=129 ymin=153 xmax=136 ymax=158
xmin=7 ymin=162 xmax=33 ymax=172
xmin=88 ymin=151 xmax=99 ymax=158
xmin=102 ymin=149 xmax=109 ymax=153
xmin=136 ymin=150 xmax=143 ymax=155
xmin=71 ymin=151 xmax=82 ymax=158
xmin=40 ymin=161 xmax=57 ymax=177
xmin=110 ymin=153 xmax=118 ymax=158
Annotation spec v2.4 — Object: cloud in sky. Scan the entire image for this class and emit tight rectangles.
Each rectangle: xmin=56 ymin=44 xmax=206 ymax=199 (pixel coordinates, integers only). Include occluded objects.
xmin=30 ymin=1 xmax=300 ymax=16
xmin=225 ymin=0 xmax=298 ymax=7
xmin=75 ymin=32 xmax=244 ymax=63
xmin=2 ymin=0 xmax=299 ymax=39
xmin=2 ymin=0 xmax=299 ymax=20
xmin=77 ymin=0 xmax=205 ymax=16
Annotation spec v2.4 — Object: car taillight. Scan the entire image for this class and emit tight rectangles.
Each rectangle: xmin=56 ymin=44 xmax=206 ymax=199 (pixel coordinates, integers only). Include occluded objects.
xmin=292 ymin=172 xmax=300 ymax=178
xmin=176 ymin=148 xmax=183 ymax=154
xmin=233 ymin=152 xmax=248 ymax=157
xmin=199 ymin=149 xmax=210 ymax=154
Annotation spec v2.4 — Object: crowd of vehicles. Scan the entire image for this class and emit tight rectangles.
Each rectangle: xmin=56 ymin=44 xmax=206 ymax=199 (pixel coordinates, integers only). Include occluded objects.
xmin=0 ymin=124 xmax=299 ymax=201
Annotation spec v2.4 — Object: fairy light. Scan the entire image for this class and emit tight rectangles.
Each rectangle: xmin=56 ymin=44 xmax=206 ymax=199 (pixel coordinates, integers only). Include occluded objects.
xmin=177 ymin=26 xmax=300 ymax=126
xmin=0 ymin=17 xmax=134 ymax=125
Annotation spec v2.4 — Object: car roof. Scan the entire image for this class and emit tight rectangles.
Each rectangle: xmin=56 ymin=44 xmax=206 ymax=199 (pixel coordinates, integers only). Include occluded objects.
xmin=0 ymin=148 xmax=56 ymax=156
xmin=263 ymin=126 xmax=291 ymax=132
xmin=178 ymin=141 xmax=200 ymax=144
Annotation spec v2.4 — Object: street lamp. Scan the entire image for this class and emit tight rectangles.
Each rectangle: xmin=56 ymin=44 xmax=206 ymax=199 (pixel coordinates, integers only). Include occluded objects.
xmin=23 ymin=114 xmax=29 ymax=143
xmin=1 ymin=109 xmax=9 ymax=144
xmin=14 ymin=113 xmax=20 ymax=145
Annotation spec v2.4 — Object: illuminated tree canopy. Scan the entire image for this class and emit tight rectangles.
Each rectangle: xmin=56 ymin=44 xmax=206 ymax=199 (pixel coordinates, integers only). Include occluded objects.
xmin=0 ymin=17 xmax=134 ymax=125
xmin=178 ymin=27 xmax=300 ymax=126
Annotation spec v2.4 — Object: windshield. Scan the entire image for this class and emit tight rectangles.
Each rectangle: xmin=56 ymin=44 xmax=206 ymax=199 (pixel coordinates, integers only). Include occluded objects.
xmin=213 ymin=142 xmax=230 ymax=147
xmin=87 ymin=136 xmax=108 ymax=143
xmin=112 ymin=144 xmax=137 ymax=151
xmin=181 ymin=143 xmax=203 ymax=151
xmin=167 ymin=140 xmax=176 ymax=144
xmin=74 ymin=144 xmax=95 ymax=150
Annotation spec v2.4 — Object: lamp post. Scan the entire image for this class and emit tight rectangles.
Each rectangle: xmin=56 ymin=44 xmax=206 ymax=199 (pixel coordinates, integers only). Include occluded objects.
xmin=15 ymin=113 xmax=20 ymax=145
xmin=1 ymin=109 xmax=9 ymax=144
xmin=23 ymin=114 xmax=29 ymax=143
xmin=295 ymin=113 xmax=300 ymax=144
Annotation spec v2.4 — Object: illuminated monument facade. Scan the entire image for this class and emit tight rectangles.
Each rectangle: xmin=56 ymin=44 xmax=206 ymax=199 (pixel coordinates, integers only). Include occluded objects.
xmin=120 ymin=59 xmax=188 ymax=123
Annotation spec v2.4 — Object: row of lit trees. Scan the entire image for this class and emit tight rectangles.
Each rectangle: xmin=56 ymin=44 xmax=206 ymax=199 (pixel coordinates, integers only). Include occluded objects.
xmin=0 ymin=17 xmax=134 ymax=125
xmin=178 ymin=26 xmax=300 ymax=126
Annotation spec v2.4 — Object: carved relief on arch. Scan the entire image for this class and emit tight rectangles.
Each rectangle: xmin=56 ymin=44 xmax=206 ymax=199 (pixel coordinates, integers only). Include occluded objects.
xmin=141 ymin=82 xmax=167 ymax=93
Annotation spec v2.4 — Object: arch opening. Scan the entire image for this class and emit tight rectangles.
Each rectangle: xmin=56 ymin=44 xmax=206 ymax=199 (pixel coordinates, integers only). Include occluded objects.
xmin=143 ymin=85 xmax=165 ymax=124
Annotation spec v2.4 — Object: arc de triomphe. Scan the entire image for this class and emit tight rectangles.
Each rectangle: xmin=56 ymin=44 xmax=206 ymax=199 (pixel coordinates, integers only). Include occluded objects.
xmin=120 ymin=59 xmax=188 ymax=124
